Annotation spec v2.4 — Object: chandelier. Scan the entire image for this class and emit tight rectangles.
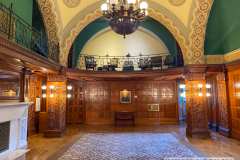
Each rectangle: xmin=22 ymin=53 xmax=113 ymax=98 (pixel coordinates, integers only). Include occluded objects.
xmin=101 ymin=0 xmax=148 ymax=38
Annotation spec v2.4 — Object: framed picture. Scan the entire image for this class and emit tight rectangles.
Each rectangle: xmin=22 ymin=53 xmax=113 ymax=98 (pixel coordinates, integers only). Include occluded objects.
xmin=120 ymin=90 xmax=131 ymax=103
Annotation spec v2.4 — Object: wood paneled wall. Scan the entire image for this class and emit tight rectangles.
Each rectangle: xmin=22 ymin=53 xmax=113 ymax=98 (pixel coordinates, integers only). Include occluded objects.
xmin=67 ymin=83 xmax=84 ymax=124
xmin=86 ymin=81 xmax=178 ymax=124
xmin=228 ymin=70 xmax=240 ymax=140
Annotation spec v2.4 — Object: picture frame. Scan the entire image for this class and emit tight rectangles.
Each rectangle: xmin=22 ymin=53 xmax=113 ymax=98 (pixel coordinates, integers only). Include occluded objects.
xmin=120 ymin=90 xmax=131 ymax=103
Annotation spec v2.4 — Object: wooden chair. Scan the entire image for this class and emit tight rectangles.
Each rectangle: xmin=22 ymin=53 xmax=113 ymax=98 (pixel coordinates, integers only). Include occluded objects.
xmin=108 ymin=58 xmax=119 ymax=71
xmin=138 ymin=58 xmax=149 ymax=70
xmin=85 ymin=56 xmax=96 ymax=70
xmin=150 ymin=56 xmax=163 ymax=69
xmin=164 ymin=55 xmax=174 ymax=68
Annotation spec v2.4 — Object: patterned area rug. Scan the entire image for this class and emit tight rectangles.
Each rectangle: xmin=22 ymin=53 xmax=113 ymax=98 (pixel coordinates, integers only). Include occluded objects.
xmin=58 ymin=133 xmax=198 ymax=160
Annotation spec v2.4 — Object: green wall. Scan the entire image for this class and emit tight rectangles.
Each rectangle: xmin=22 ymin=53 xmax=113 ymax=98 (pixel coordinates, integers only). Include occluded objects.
xmin=204 ymin=0 xmax=240 ymax=55
xmin=73 ymin=17 xmax=176 ymax=68
xmin=0 ymin=0 xmax=33 ymax=25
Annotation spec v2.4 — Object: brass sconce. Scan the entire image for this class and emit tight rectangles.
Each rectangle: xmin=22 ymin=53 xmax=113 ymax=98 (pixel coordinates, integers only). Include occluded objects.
xmin=206 ymin=84 xmax=211 ymax=97
xmin=42 ymin=85 xmax=47 ymax=98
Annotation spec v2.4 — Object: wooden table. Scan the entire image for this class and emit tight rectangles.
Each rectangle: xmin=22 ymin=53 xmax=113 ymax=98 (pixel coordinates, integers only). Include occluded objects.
xmin=114 ymin=112 xmax=135 ymax=126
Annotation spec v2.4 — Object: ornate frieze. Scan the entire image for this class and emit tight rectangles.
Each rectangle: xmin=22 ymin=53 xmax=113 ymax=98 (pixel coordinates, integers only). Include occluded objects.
xmin=47 ymin=74 xmax=67 ymax=83
xmin=185 ymin=72 xmax=206 ymax=81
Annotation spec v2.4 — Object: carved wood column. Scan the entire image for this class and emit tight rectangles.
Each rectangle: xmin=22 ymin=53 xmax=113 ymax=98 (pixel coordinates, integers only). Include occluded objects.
xmin=19 ymin=68 xmax=31 ymax=102
xmin=28 ymin=74 xmax=37 ymax=136
xmin=185 ymin=73 xmax=211 ymax=139
xmin=44 ymin=74 xmax=67 ymax=138
xmin=217 ymin=73 xmax=231 ymax=137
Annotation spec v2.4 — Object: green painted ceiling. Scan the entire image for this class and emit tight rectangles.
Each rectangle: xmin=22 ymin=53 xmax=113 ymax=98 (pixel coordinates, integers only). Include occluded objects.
xmin=204 ymin=0 xmax=240 ymax=55
xmin=73 ymin=16 xmax=176 ymax=68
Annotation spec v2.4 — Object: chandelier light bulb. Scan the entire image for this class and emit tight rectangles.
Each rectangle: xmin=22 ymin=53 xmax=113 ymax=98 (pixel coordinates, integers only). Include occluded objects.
xmin=50 ymin=94 xmax=53 ymax=98
xmin=206 ymin=84 xmax=211 ymax=89
xmin=140 ymin=2 xmax=148 ymax=9
xmin=67 ymin=94 xmax=71 ymax=98
xmin=198 ymin=84 xmax=203 ymax=88
xmin=50 ymin=85 xmax=54 ymax=89
xmin=43 ymin=94 xmax=46 ymax=98
xmin=127 ymin=0 xmax=136 ymax=5
xmin=110 ymin=0 xmax=118 ymax=5
xmin=207 ymin=93 xmax=211 ymax=97
xmin=199 ymin=93 xmax=203 ymax=97
xmin=42 ymin=86 xmax=47 ymax=90
xmin=101 ymin=3 xmax=108 ymax=11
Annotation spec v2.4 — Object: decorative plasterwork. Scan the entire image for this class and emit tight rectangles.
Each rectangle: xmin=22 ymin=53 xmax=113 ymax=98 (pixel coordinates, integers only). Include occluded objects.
xmin=76 ymin=26 xmax=170 ymax=68
xmin=187 ymin=0 xmax=214 ymax=64
xmin=63 ymin=0 xmax=81 ymax=8
xmin=169 ymin=0 xmax=186 ymax=6
xmin=37 ymin=0 xmax=63 ymax=45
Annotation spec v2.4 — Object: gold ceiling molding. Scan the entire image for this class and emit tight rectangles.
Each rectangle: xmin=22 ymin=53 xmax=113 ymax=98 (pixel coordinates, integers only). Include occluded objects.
xmin=204 ymin=55 xmax=224 ymax=64
xmin=63 ymin=0 xmax=81 ymax=8
xmin=225 ymin=48 xmax=240 ymax=62
xmin=169 ymin=0 xmax=186 ymax=6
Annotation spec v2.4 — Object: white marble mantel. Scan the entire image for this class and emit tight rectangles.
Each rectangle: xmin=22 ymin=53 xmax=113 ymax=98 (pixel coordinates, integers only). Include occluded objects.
xmin=0 ymin=102 xmax=33 ymax=157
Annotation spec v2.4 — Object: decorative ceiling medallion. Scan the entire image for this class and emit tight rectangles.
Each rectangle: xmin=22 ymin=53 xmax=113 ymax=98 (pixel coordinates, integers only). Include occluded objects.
xmin=169 ymin=0 xmax=186 ymax=6
xmin=63 ymin=0 xmax=81 ymax=8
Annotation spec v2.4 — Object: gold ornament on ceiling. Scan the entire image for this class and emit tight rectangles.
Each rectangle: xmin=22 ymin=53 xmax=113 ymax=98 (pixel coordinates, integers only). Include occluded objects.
xmin=63 ymin=0 xmax=81 ymax=8
xmin=169 ymin=0 xmax=186 ymax=6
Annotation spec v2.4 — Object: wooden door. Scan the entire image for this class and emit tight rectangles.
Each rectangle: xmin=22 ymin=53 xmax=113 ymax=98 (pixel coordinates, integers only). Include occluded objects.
xmin=67 ymin=84 xmax=84 ymax=123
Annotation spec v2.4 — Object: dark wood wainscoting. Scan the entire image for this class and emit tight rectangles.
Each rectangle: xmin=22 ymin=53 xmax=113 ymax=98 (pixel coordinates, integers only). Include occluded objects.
xmin=86 ymin=81 xmax=178 ymax=124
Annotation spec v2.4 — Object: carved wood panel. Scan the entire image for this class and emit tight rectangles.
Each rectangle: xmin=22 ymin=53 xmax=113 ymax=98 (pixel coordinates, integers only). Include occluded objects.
xmin=67 ymin=84 xmax=84 ymax=123
xmin=28 ymin=83 xmax=36 ymax=130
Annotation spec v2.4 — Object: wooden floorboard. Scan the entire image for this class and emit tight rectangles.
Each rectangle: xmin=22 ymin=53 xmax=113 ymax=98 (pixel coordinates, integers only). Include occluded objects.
xmin=15 ymin=123 xmax=240 ymax=160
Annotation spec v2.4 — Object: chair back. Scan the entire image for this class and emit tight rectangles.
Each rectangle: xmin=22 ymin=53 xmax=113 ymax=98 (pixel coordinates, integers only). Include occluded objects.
xmin=139 ymin=59 xmax=148 ymax=68
xmin=164 ymin=55 xmax=174 ymax=65
xmin=110 ymin=58 xmax=119 ymax=67
xmin=150 ymin=56 xmax=162 ymax=67
xmin=85 ymin=56 xmax=94 ymax=64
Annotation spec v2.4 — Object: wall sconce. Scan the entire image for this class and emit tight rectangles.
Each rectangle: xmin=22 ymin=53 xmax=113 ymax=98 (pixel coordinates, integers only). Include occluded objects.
xmin=66 ymin=85 xmax=72 ymax=98
xmin=50 ymin=85 xmax=55 ymax=98
xmin=42 ymin=85 xmax=47 ymax=98
xmin=198 ymin=84 xmax=203 ymax=96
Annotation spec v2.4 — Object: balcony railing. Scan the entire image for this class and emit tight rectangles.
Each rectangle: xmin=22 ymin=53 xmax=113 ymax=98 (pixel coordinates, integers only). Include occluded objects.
xmin=0 ymin=3 xmax=59 ymax=64
xmin=75 ymin=53 xmax=174 ymax=71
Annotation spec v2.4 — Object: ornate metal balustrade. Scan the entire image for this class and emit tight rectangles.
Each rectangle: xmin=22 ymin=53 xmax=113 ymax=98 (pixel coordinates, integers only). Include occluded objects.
xmin=75 ymin=52 xmax=174 ymax=71
xmin=0 ymin=3 xmax=59 ymax=64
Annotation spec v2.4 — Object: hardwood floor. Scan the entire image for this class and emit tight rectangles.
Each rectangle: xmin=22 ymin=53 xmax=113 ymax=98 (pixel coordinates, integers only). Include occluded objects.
xmin=16 ymin=123 xmax=240 ymax=160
